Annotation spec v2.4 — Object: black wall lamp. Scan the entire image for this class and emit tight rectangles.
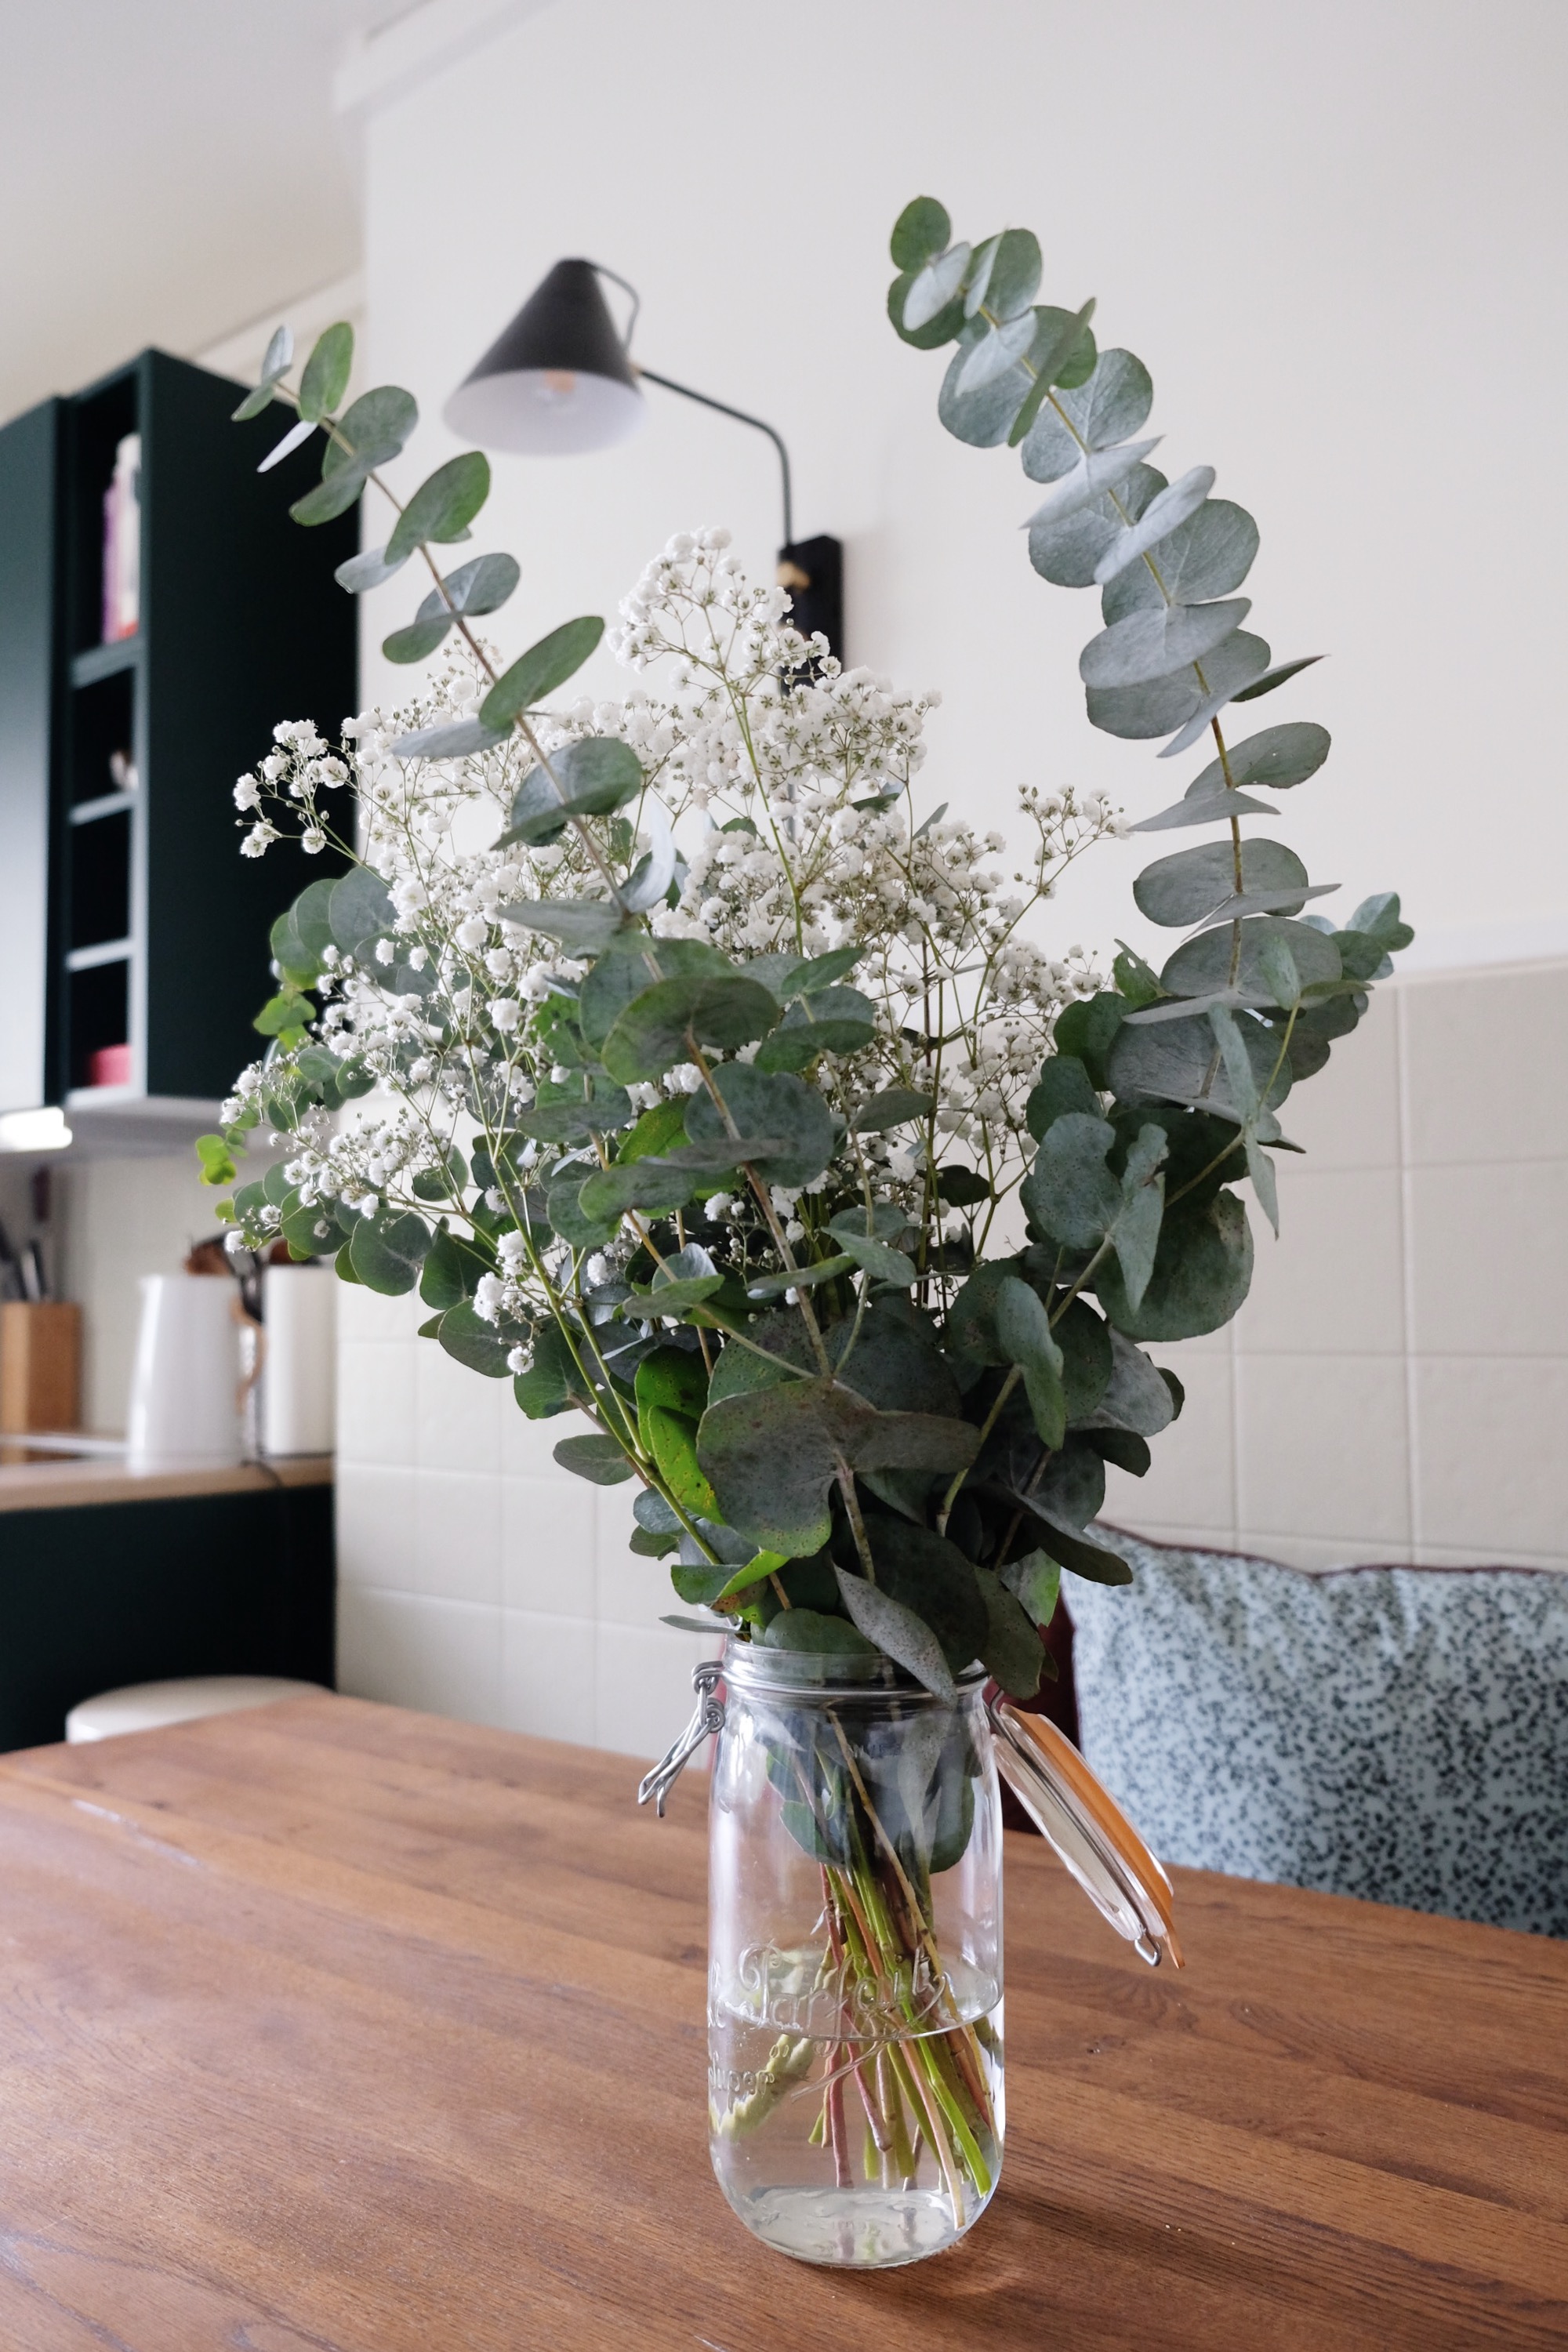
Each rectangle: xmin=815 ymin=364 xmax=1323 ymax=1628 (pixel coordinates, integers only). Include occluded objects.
xmin=443 ymin=259 xmax=842 ymax=656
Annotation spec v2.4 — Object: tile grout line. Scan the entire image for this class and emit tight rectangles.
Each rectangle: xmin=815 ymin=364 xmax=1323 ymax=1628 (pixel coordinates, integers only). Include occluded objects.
xmin=1395 ymin=982 xmax=1422 ymax=1563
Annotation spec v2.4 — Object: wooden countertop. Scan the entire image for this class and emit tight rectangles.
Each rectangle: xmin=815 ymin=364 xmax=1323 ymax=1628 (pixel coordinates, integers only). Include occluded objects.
xmin=0 ymin=1693 xmax=1563 ymax=2350
xmin=0 ymin=1450 xmax=332 ymax=1511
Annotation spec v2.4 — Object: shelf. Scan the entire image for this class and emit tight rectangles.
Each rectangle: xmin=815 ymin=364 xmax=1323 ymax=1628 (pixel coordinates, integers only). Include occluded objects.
xmin=71 ymin=637 xmax=140 ymax=690
xmin=65 ymin=938 xmax=131 ymax=975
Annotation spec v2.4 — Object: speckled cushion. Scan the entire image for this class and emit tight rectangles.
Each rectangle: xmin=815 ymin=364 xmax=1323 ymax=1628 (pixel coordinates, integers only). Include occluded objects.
xmin=1069 ymin=1537 xmax=1568 ymax=1937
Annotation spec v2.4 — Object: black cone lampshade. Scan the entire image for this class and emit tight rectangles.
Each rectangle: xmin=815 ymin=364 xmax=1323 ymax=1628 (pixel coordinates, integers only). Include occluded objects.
xmin=442 ymin=259 xmax=646 ymax=454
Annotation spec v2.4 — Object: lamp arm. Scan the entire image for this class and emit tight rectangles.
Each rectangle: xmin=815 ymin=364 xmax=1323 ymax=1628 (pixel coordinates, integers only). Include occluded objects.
xmin=636 ymin=368 xmax=794 ymax=550
xmin=582 ymin=261 xmax=796 ymax=546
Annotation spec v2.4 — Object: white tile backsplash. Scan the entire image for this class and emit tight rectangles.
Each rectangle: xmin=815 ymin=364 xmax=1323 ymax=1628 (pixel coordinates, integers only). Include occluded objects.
xmin=332 ymin=963 xmax=1568 ymax=1741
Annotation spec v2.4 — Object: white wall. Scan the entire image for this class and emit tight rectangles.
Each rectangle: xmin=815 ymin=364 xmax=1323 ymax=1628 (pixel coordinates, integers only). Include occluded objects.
xmin=329 ymin=0 xmax=1568 ymax=1752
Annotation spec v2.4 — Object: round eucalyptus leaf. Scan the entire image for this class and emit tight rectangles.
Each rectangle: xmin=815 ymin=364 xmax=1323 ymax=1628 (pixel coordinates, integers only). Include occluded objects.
xmin=852 ymin=1086 xmax=934 ymax=1133
xmin=437 ymin=1297 xmax=524 ymax=1377
xmin=1080 ymin=597 xmax=1250 ymax=691
xmin=1105 ymin=1005 xmax=1288 ymax=1116
xmin=1184 ymin=721 xmax=1331 ymax=797
xmin=383 ymin=612 xmax=454 ymax=665
xmin=347 ymin=1208 xmax=431 ymax=1295
xmin=497 ymin=898 xmax=628 ymax=956
xmin=579 ymin=935 xmax=727 ymax=1050
xmin=329 ymin=385 xmax=419 ymax=474
xmin=1134 ymin=837 xmax=1308 ymax=927
xmin=385 ymin=452 xmax=491 ymax=563
xmin=499 ymin=736 xmax=644 ymax=847
xmin=903 ymin=243 xmax=971 ymax=331
xmin=1095 ymin=1189 xmax=1254 ymax=1341
xmin=578 ymin=1156 xmax=698 ymax=1221
xmin=390 ymin=716 xmax=509 ymax=760
xmin=683 ymin=1064 xmax=834 ymax=1188
xmin=1102 ymin=497 xmax=1259 ymax=622
xmin=1087 ymin=630 xmax=1269 ymax=744
xmin=1024 ymin=437 xmax=1161 ymax=531
xmin=1094 ymin=464 xmax=1215 ymax=586
xmin=1019 ymin=348 xmax=1154 ymax=482
xmin=955 ymin=311 xmax=1037 ymax=395
xmin=1159 ymin=915 xmax=1343 ymax=1004
xmin=938 ymin=320 xmax=1032 ymax=447
xmin=753 ymin=986 xmax=877 ymax=1070
xmin=967 ymin=227 xmax=1042 ymax=321
xmin=1130 ymin=784 xmax=1279 ymax=833
xmin=432 ymin=551 xmax=521 ymax=618
xmin=1029 ymin=463 xmax=1166 ymax=589
xmin=886 ymin=271 xmax=966 ymax=350
xmin=289 ymin=467 xmax=368 ymax=527
xmin=297 ymin=321 xmax=354 ymax=423
xmin=890 ymin=196 xmax=952 ymax=270
xmin=328 ymin=866 xmax=396 ymax=956
xmin=335 ymin=543 xmax=409 ymax=594
xmin=480 ymin=615 xmax=606 ymax=729
xmin=546 ymin=1169 xmax=621 ymax=1248
xmin=601 ymin=974 xmax=782 ymax=1084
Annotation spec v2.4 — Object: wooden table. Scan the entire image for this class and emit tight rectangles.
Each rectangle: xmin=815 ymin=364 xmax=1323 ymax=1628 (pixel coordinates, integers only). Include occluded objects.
xmin=0 ymin=1695 xmax=1563 ymax=2350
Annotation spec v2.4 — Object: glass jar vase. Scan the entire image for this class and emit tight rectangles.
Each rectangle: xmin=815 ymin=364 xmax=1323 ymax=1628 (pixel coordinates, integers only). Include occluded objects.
xmin=705 ymin=1640 xmax=1004 ymax=2268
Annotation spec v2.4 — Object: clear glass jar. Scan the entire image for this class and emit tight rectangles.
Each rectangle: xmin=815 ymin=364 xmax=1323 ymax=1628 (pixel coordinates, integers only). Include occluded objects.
xmin=706 ymin=1639 xmax=1004 ymax=2268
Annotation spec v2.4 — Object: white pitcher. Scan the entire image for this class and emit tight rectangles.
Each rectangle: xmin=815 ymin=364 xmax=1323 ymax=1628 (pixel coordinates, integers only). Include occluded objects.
xmin=125 ymin=1274 xmax=243 ymax=1467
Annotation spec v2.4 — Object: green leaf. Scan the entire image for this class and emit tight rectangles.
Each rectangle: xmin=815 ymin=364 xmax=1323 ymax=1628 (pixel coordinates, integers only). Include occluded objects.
xmin=1051 ymin=993 xmax=1125 ymax=1088
xmin=1156 ymin=915 xmax=1341 ymax=1010
xmin=833 ymin=1570 xmax=956 ymax=1704
xmin=635 ymin=1345 xmax=708 ymax=1427
xmin=553 ymin=1433 xmax=634 ymax=1484
xmin=826 ymin=1208 xmax=918 ymax=1287
xmin=1182 ymin=721 xmax=1332 ymax=799
xmin=253 ymin=990 xmax=314 ymax=1039
xmin=857 ymin=1514 xmax=987 ymax=1673
xmin=887 ymin=269 xmax=967 ymax=351
xmin=498 ymin=898 xmax=626 ymax=956
xmin=1134 ymin=838 xmax=1311 ymax=929
xmin=347 ymin=1209 xmax=430 ymax=1295
xmin=853 ymin=1086 xmax=934 ymax=1134
xmin=1087 ymin=630 xmax=1270 ymax=746
xmin=580 ymin=938 xmax=728 ymax=1051
xmin=513 ymin=1325 xmax=585 ymax=1419
xmin=270 ymin=877 xmax=339 ymax=983
xmin=697 ymin=1377 xmax=978 ymax=1557
xmin=682 ymin=1064 xmax=835 ymax=1188
xmin=419 ymin=1225 xmax=492 ymax=1310
xmin=993 ymin=1275 xmax=1066 ymax=1449
xmin=232 ymin=324 xmax=292 ymax=419
xmin=383 ymin=614 xmax=453 ymax=665
xmin=1232 ymin=654 xmax=1323 ymax=704
xmin=391 ymin=716 xmax=509 ymax=761
xmin=480 ymin=616 xmax=604 ymax=729
xmin=890 ymin=196 xmax=952 ymax=270
xmin=328 ymin=385 xmax=419 ymax=475
xmin=325 ymin=866 xmax=394 ymax=959
xmin=1112 ymin=942 xmax=1163 ymax=1010
xmin=936 ymin=1165 xmax=990 ymax=1207
xmin=1081 ymin=1324 xmax=1175 ymax=1438
xmin=1025 ymin=1054 xmax=1099 ymax=1140
xmin=297 ymin=322 xmax=354 ymax=422
xmin=289 ymin=468 xmax=372 ymax=527
xmin=753 ymin=986 xmax=877 ymax=1071
xmin=437 ymin=1297 xmax=522 ymax=1377
xmin=1102 ymin=498 xmax=1259 ymax=620
xmin=499 ymin=736 xmax=644 ymax=847
xmin=760 ymin=1607 xmax=874 ymax=1657
xmin=601 ymin=974 xmax=782 ymax=1084
xmin=195 ymin=1134 xmax=238 ymax=1188
xmin=1019 ymin=347 xmax=1153 ymax=480
xmin=336 ymin=543 xmax=408 ymax=594
xmin=904 ymin=241 xmax=972 ymax=332
xmin=974 ymin=1564 xmax=1044 ymax=1700
xmin=1029 ymin=459 xmax=1166 ymax=590
xmin=965 ymin=227 xmax=1041 ymax=321
xmin=615 ymin=1097 xmax=692 ymax=1164
xmin=546 ymin=1171 xmax=620 ymax=1250
xmin=1096 ymin=1189 xmax=1254 ymax=1341
xmin=1000 ymin=1548 xmax=1061 ymax=1629
xmin=1080 ymin=597 xmax=1250 ymax=692
xmin=578 ymin=1156 xmax=698 ymax=1222
xmin=1022 ymin=1112 xmax=1120 ymax=1248
xmin=385 ymin=452 xmax=492 ymax=564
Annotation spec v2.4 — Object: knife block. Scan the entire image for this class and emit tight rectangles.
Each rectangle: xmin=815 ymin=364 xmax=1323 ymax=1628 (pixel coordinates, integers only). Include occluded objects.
xmin=0 ymin=1301 xmax=82 ymax=1433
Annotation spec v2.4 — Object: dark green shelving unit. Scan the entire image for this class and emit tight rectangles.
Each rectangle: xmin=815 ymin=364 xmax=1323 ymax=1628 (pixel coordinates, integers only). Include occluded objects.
xmin=0 ymin=349 xmax=357 ymax=1128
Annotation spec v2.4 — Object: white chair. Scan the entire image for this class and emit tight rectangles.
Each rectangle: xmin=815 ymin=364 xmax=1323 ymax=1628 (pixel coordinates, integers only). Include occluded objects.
xmin=65 ymin=1675 xmax=324 ymax=1744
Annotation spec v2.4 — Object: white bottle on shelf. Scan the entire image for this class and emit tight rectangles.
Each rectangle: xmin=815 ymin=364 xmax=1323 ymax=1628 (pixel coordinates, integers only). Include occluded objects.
xmin=101 ymin=432 xmax=140 ymax=644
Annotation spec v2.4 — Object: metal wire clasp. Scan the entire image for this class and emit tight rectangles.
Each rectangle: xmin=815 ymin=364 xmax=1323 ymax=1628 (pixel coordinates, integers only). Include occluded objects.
xmin=637 ymin=1660 xmax=725 ymax=1817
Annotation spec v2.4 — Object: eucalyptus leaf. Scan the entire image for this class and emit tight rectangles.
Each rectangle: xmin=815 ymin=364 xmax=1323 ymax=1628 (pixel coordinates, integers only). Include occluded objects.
xmin=390 ymin=716 xmax=510 ymax=760
xmin=964 ymin=228 xmax=1041 ymax=321
xmin=347 ymin=1208 xmax=430 ymax=1295
xmin=328 ymin=385 xmax=419 ymax=475
xmin=1106 ymin=1006 xmax=1286 ymax=1116
xmin=746 ymin=1256 xmax=857 ymax=1300
xmin=859 ymin=1515 xmax=989 ymax=1673
xmin=1102 ymin=496 xmax=1259 ymax=618
xmin=974 ymin=1565 xmax=1045 ymax=1699
xmin=1018 ymin=348 xmax=1153 ymax=482
xmin=621 ymin=797 xmax=677 ymax=913
xmin=498 ymin=898 xmax=627 ymax=956
xmin=1000 ymin=1549 xmax=1061 ymax=1628
xmin=1029 ymin=462 xmax=1166 ymax=589
xmin=335 ymin=543 xmax=408 ymax=594
xmin=890 ymin=196 xmax=951 ymax=270
xmin=1134 ymin=837 xmax=1308 ymax=928
xmin=1184 ymin=721 xmax=1332 ymax=797
xmin=956 ymin=310 xmax=1038 ymax=394
xmin=578 ymin=1157 xmax=698 ymax=1221
xmin=436 ymin=1297 xmax=524 ymax=1377
xmin=1080 ymin=1326 xmax=1175 ymax=1436
xmin=761 ymin=1608 xmax=875 ymax=1657
xmin=683 ymin=1064 xmax=835 ymax=1187
xmin=853 ymin=1086 xmax=934 ymax=1133
xmin=553 ymin=1433 xmax=635 ymax=1485
xmin=1131 ymin=784 xmax=1279 ymax=833
xmin=385 ymin=452 xmax=491 ymax=563
xmin=1159 ymin=915 xmax=1342 ymax=1006
xmin=1023 ymin=437 xmax=1161 ymax=529
xmin=834 ymin=1570 xmax=957 ymax=1703
xmin=600 ymin=975 xmax=782 ymax=1083
xmin=383 ymin=614 xmax=452 ymax=665
xmin=481 ymin=616 xmax=606 ymax=729
xmin=1094 ymin=465 xmax=1215 ymax=585
xmin=1080 ymin=597 xmax=1250 ymax=691
xmin=297 ymin=321 xmax=354 ymax=423
xmin=328 ymin=866 xmax=395 ymax=957
xmin=1087 ymin=630 xmax=1270 ymax=744
xmin=499 ymin=736 xmax=644 ymax=847
xmin=1232 ymin=654 xmax=1323 ymax=704
xmin=1025 ymin=1054 xmax=1100 ymax=1138
xmin=696 ymin=1377 xmax=978 ymax=1556
xmin=232 ymin=324 xmax=292 ymax=419
xmin=579 ymin=935 xmax=729 ymax=1051
xmin=258 ymin=416 xmax=316 ymax=474
xmin=753 ymin=985 xmax=877 ymax=1070
xmin=903 ymin=244 xmax=971 ymax=332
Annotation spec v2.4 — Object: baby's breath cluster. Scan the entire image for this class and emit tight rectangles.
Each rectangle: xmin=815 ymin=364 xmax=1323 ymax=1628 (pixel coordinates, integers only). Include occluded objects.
xmin=220 ymin=532 xmax=1121 ymax=1352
